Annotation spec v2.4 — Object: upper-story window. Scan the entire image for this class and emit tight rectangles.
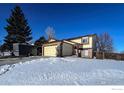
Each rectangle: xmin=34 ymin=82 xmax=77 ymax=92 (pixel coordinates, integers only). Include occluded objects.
xmin=82 ymin=37 xmax=89 ymax=44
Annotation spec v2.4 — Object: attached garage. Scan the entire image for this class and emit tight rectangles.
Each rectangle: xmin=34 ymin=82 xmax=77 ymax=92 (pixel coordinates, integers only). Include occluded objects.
xmin=42 ymin=40 xmax=74 ymax=57
xmin=44 ymin=44 xmax=58 ymax=56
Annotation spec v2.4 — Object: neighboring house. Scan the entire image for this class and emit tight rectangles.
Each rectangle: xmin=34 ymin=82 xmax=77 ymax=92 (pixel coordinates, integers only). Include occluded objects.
xmin=42 ymin=34 xmax=97 ymax=58
xmin=13 ymin=43 xmax=37 ymax=56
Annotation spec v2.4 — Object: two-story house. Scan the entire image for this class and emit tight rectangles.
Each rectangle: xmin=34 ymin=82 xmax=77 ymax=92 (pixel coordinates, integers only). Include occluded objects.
xmin=42 ymin=34 xmax=96 ymax=58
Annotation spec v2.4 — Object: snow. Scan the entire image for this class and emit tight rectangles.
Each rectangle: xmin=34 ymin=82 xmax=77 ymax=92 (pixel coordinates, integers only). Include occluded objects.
xmin=0 ymin=57 xmax=124 ymax=85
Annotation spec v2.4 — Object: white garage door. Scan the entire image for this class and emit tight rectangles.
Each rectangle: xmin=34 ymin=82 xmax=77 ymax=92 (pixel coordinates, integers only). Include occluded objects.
xmin=44 ymin=45 xmax=57 ymax=56
xmin=81 ymin=50 xmax=89 ymax=57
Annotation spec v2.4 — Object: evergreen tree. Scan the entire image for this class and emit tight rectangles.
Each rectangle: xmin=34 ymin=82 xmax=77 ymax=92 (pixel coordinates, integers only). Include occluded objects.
xmin=34 ymin=36 xmax=46 ymax=55
xmin=0 ymin=43 xmax=9 ymax=52
xmin=4 ymin=6 xmax=32 ymax=50
xmin=34 ymin=36 xmax=47 ymax=46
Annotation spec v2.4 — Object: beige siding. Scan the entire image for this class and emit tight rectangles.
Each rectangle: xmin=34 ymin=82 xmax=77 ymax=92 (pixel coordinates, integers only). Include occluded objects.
xmin=88 ymin=49 xmax=93 ymax=58
xmin=63 ymin=40 xmax=76 ymax=45
xmin=70 ymin=36 xmax=94 ymax=49
xmin=82 ymin=37 xmax=93 ymax=48
xmin=62 ymin=43 xmax=73 ymax=56
xmin=81 ymin=49 xmax=93 ymax=58
xmin=70 ymin=38 xmax=82 ymax=43
xmin=44 ymin=45 xmax=58 ymax=56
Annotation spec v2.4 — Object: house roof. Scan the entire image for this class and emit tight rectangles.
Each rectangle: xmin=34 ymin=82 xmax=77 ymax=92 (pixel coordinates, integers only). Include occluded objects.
xmin=64 ymin=34 xmax=97 ymax=41
xmin=43 ymin=34 xmax=96 ymax=45
xmin=43 ymin=40 xmax=62 ymax=44
xmin=63 ymin=40 xmax=79 ymax=44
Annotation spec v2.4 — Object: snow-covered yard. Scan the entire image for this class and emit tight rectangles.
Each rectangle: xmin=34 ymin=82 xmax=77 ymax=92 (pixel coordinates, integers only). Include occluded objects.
xmin=0 ymin=57 xmax=124 ymax=85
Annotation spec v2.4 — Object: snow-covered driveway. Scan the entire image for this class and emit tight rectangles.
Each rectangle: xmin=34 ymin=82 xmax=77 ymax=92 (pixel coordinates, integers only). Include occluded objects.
xmin=0 ymin=57 xmax=124 ymax=85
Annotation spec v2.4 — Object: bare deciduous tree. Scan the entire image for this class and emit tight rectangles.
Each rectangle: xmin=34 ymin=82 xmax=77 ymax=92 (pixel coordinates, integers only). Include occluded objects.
xmin=96 ymin=32 xmax=114 ymax=53
xmin=45 ymin=26 xmax=55 ymax=40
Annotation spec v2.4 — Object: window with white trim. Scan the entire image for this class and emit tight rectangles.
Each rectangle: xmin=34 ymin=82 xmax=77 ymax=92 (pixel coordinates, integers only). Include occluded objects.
xmin=82 ymin=37 xmax=88 ymax=44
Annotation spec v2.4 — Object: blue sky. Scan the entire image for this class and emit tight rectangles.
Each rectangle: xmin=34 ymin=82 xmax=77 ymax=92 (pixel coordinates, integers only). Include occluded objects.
xmin=0 ymin=3 xmax=124 ymax=52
